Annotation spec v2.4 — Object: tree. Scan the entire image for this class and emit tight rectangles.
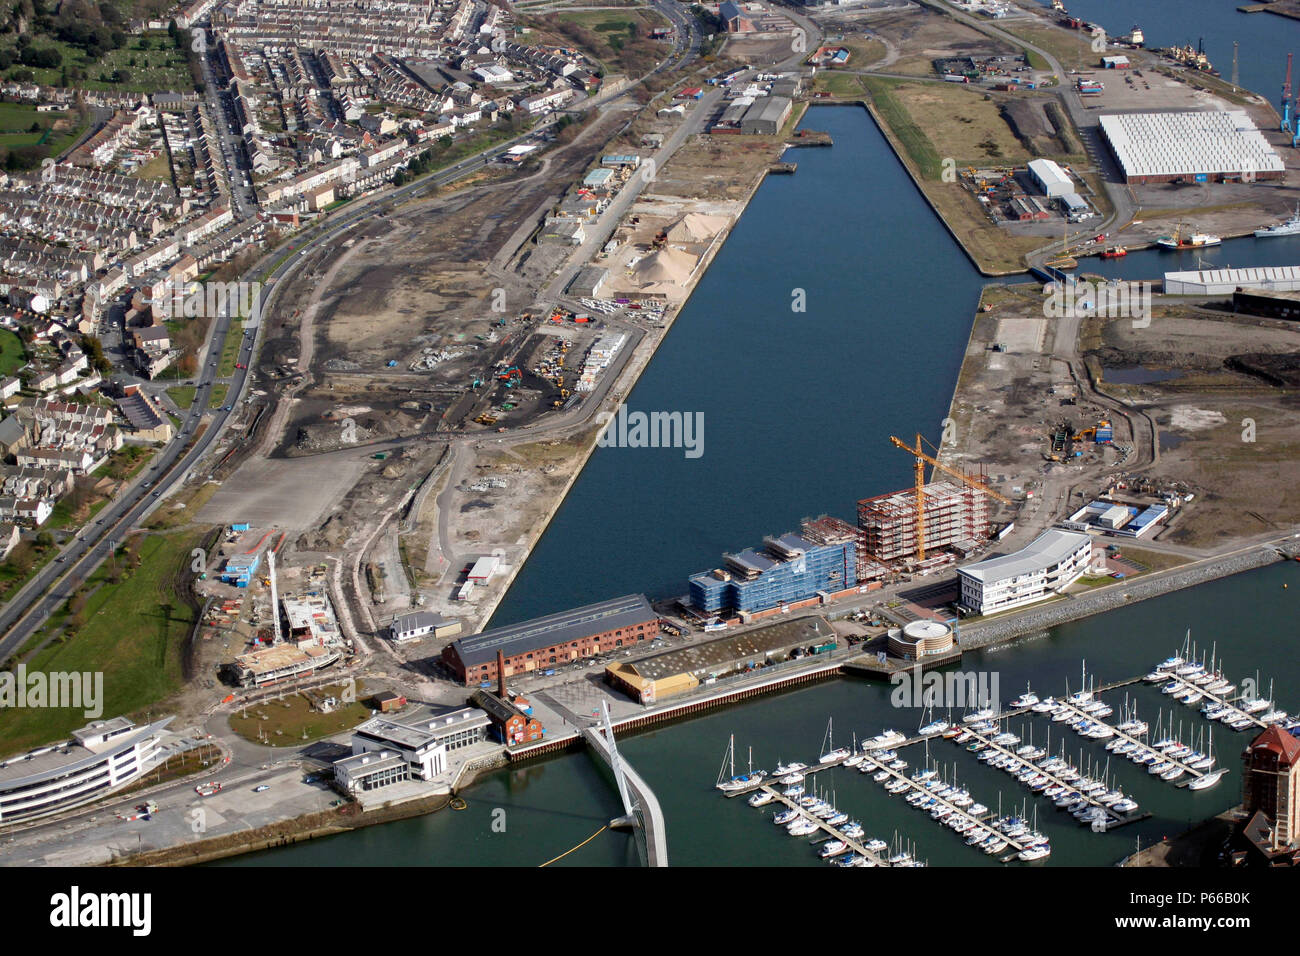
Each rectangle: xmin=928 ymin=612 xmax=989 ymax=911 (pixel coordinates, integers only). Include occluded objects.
xmin=111 ymin=67 xmax=130 ymax=84
xmin=35 ymin=531 xmax=53 ymax=549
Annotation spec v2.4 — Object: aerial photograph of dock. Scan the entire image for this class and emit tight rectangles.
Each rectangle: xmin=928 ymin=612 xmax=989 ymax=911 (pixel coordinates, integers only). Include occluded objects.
xmin=0 ymin=0 xmax=1295 ymax=937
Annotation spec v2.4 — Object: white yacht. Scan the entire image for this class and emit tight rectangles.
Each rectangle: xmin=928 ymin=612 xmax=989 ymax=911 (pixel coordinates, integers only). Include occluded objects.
xmin=1188 ymin=768 xmax=1226 ymax=790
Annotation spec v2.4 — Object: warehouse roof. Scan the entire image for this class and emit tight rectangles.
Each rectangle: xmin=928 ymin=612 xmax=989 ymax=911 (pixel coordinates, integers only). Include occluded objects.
xmin=449 ymin=594 xmax=657 ymax=667
xmin=958 ymin=529 xmax=1091 ymax=584
xmin=1028 ymin=158 xmax=1071 ymax=190
xmin=1099 ymin=110 xmax=1284 ymax=179
xmin=616 ymin=615 xmax=835 ymax=681
xmin=742 ymin=95 xmax=791 ymax=127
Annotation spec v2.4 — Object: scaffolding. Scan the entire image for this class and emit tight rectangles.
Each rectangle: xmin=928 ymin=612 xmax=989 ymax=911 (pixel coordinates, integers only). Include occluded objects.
xmin=801 ymin=514 xmax=887 ymax=584
xmin=857 ymin=481 xmax=991 ymax=566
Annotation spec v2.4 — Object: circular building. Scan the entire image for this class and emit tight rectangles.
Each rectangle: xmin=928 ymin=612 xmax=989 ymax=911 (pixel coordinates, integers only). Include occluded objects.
xmin=888 ymin=620 xmax=955 ymax=661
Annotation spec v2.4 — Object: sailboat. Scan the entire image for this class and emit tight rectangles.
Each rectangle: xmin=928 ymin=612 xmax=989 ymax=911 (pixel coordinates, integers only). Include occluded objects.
xmin=819 ymin=718 xmax=850 ymax=763
xmin=715 ymin=735 xmax=766 ymax=791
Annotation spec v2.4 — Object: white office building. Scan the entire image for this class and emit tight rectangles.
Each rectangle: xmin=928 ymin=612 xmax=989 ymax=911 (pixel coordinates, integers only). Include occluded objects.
xmin=0 ymin=716 xmax=172 ymax=826
xmin=347 ymin=706 xmax=491 ymax=783
xmin=958 ymin=529 xmax=1093 ymax=615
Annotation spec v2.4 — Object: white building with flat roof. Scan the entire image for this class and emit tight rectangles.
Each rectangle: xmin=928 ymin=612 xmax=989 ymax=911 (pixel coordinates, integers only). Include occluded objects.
xmin=958 ymin=529 xmax=1093 ymax=615
xmin=0 ymin=716 xmax=172 ymax=826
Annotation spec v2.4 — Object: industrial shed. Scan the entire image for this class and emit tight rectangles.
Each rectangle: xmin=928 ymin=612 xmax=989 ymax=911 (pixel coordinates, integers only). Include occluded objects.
xmin=1099 ymin=111 xmax=1285 ymax=184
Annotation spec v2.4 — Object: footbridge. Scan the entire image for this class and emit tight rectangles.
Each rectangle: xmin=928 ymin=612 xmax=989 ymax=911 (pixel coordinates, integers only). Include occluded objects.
xmin=580 ymin=702 xmax=668 ymax=867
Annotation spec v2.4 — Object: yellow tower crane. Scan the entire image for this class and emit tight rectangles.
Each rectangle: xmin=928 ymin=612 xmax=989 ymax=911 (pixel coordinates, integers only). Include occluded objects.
xmin=889 ymin=434 xmax=1013 ymax=562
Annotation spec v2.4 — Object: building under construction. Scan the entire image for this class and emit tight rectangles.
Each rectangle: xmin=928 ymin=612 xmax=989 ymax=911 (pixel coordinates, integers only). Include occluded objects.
xmin=857 ymin=480 xmax=991 ymax=570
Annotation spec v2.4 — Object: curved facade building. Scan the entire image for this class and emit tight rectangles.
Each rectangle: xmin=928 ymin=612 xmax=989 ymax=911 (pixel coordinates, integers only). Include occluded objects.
xmin=0 ymin=716 xmax=172 ymax=826
xmin=888 ymin=620 xmax=956 ymax=660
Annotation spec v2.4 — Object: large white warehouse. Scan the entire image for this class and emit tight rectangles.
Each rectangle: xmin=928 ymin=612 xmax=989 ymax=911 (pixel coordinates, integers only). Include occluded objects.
xmin=1165 ymin=265 xmax=1300 ymax=295
xmin=1099 ymin=110 xmax=1284 ymax=184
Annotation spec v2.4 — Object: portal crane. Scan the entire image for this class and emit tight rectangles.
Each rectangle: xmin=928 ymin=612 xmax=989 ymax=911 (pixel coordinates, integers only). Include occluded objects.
xmin=889 ymin=434 xmax=1012 ymax=562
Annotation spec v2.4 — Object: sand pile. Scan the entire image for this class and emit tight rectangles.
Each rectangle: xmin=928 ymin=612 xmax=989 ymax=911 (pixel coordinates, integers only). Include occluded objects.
xmin=633 ymin=246 xmax=698 ymax=288
xmin=665 ymin=212 xmax=729 ymax=243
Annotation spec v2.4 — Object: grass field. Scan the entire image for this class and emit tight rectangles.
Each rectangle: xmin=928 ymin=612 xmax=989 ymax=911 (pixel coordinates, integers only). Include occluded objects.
xmin=0 ymin=102 xmax=86 ymax=159
xmin=166 ymin=385 xmax=197 ymax=408
xmin=889 ymin=82 xmax=1030 ymax=166
xmin=217 ymin=320 xmax=243 ymax=377
xmin=812 ymin=71 xmax=866 ymax=98
xmin=0 ymin=531 xmax=201 ymax=756
xmin=0 ymin=329 xmax=26 ymax=378
xmin=208 ymin=383 xmax=228 ymax=409
xmin=863 ymin=77 xmax=943 ymax=180
xmin=228 ymin=681 xmax=372 ymax=746
xmin=133 ymin=151 xmax=172 ymax=182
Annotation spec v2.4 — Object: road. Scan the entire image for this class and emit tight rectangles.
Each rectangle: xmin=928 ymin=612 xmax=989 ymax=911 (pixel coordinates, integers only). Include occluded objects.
xmin=0 ymin=7 xmax=717 ymax=660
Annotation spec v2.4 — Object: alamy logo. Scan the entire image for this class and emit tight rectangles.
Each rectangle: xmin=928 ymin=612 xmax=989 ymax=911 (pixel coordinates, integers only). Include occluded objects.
xmin=157 ymin=280 xmax=262 ymax=324
xmin=0 ymin=664 xmax=102 ymax=718
xmin=1043 ymin=280 xmax=1152 ymax=327
xmin=597 ymin=403 xmax=704 ymax=459
xmin=50 ymin=886 xmax=151 ymax=936
xmin=889 ymin=664 xmax=999 ymax=711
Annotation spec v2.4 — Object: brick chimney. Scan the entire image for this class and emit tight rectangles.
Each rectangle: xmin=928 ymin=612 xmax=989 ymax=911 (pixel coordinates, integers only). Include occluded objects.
xmin=497 ymin=649 xmax=507 ymax=698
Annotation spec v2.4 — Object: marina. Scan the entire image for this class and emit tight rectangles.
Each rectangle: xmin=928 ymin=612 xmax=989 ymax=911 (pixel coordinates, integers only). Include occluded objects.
xmin=712 ymin=648 xmax=1300 ymax=861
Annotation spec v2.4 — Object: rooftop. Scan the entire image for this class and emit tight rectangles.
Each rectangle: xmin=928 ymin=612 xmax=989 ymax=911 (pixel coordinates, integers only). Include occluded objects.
xmin=613 ymin=615 xmax=835 ymax=682
xmin=449 ymin=594 xmax=657 ymax=667
xmin=0 ymin=717 xmax=172 ymax=788
xmin=958 ymin=529 xmax=1091 ymax=584
xmin=1099 ymin=110 xmax=1284 ymax=178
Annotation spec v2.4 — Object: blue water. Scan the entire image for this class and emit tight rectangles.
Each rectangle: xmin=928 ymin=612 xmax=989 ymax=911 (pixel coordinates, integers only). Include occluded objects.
xmin=1042 ymin=0 xmax=1300 ymax=101
xmin=491 ymin=106 xmax=986 ymax=624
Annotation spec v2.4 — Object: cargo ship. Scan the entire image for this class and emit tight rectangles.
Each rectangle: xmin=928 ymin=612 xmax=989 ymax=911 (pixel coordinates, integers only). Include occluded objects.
xmin=1157 ymin=223 xmax=1221 ymax=249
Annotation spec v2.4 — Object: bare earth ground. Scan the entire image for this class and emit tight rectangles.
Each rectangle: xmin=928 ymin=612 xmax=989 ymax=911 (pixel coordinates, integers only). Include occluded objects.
xmin=947 ymin=282 xmax=1300 ymax=552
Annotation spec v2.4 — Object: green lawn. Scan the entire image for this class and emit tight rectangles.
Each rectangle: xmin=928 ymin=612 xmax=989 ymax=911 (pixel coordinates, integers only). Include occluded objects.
xmin=0 ymin=329 xmax=26 ymax=378
xmin=0 ymin=531 xmax=201 ymax=756
xmin=208 ymin=383 xmax=228 ymax=408
xmin=228 ymin=681 xmax=372 ymax=746
xmin=0 ymin=101 xmax=86 ymax=162
xmin=166 ymin=385 xmax=197 ymax=409
xmin=217 ymin=320 xmax=243 ymax=377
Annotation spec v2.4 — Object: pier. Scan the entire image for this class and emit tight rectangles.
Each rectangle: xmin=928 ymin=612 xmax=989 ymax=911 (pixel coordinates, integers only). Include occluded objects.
xmin=953 ymin=723 xmax=1142 ymax=829
xmin=1051 ymin=698 xmax=1210 ymax=786
xmin=756 ymin=784 xmax=892 ymax=866
xmin=1157 ymin=671 xmax=1270 ymax=733
xmin=859 ymin=753 xmax=1031 ymax=861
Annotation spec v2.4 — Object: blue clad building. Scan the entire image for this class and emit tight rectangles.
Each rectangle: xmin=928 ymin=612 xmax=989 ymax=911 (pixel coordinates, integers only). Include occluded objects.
xmin=689 ymin=527 xmax=857 ymax=614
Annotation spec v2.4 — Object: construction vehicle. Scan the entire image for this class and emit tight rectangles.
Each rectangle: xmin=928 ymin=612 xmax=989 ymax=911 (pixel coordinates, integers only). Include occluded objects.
xmin=1071 ymin=420 xmax=1110 ymax=443
xmin=474 ymin=414 xmax=498 ymax=426
xmin=889 ymin=434 xmax=1013 ymax=561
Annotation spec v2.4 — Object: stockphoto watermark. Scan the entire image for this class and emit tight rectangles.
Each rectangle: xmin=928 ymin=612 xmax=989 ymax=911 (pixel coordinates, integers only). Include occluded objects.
xmin=0 ymin=664 xmax=103 ymax=718
xmin=597 ymin=404 xmax=704 ymax=459
xmin=155 ymin=280 xmax=263 ymax=323
xmin=889 ymin=663 xmax=1000 ymax=711
xmin=1043 ymin=279 xmax=1153 ymax=327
